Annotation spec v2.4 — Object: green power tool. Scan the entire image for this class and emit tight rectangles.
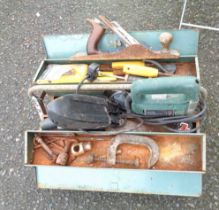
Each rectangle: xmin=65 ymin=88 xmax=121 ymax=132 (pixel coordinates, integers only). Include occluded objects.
xmin=131 ymin=76 xmax=200 ymax=117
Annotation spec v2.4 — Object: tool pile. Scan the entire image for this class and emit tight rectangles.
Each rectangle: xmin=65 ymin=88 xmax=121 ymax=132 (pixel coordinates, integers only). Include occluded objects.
xmin=32 ymin=133 xmax=203 ymax=172
xmin=28 ymin=16 xmax=207 ymax=170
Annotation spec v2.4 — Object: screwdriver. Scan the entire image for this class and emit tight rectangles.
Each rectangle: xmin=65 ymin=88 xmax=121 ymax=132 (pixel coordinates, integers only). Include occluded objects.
xmin=123 ymin=65 xmax=173 ymax=78
xmin=111 ymin=61 xmax=174 ymax=77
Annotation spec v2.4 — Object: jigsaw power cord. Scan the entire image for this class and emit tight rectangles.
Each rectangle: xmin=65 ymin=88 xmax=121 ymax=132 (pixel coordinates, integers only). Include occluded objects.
xmin=76 ymin=76 xmax=89 ymax=94
xmin=144 ymin=60 xmax=175 ymax=73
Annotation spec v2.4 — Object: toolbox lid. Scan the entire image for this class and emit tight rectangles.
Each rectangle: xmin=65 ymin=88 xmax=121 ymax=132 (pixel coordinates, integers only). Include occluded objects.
xmin=43 ymin=30 xmax=199 ymax=59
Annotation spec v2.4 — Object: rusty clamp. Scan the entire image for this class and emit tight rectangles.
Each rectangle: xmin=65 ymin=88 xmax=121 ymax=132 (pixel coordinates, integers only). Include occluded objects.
xmin=107 ymin=134 xmax=159 ymax=168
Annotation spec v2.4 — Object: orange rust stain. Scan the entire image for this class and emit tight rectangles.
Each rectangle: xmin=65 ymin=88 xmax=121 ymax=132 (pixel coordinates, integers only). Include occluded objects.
xmin=32 ymin=133 xmax=202 ymax=171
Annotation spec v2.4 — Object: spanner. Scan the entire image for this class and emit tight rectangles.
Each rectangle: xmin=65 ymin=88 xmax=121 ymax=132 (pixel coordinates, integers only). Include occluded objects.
xmin=35 ymin=136 xmax=57 ymax=161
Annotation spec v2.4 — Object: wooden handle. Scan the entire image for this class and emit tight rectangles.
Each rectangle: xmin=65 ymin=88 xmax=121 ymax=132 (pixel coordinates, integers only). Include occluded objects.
xmin=87 ymin=19 xmax=105 ymax=55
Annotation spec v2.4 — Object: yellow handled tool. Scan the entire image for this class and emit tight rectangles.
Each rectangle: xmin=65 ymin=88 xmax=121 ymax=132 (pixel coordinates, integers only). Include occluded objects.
xmin=123 ymin=65 xmax=158 ymax=78
xmin=112 ymin=61 xmax=145 ymax=69
xmin=123 ymin=65 xmax=172 ymax=78
xmin=112 ymin=61 xmax=174 ymax=77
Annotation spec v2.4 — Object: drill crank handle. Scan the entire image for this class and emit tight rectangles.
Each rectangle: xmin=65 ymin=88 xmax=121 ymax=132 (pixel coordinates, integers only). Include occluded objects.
xmin=86 ymin=18 xmax=105 ymax=55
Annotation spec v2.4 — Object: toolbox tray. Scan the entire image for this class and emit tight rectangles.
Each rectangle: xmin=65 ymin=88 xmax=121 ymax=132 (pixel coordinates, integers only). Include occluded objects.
xmin=31 ymin=29 xmax=200 ymax=95
xmin=32 ymin=57 xmax=199 ymax=87
xmin=25 ymin=130 xmax=206 ymax=196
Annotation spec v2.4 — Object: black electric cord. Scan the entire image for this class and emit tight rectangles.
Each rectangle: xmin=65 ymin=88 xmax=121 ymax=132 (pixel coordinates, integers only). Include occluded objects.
xmin=76 ymin=63 xmax=100 ymax=94
xmin=76 ymin=76 xmax=89 ymax=94
xmin=144 ymin=59 xmax=171 ymax=73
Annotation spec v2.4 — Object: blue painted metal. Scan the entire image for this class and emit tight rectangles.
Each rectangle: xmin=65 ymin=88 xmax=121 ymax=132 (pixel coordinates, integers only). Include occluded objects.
xmin=43 ymin=30 xmax=199 ymax=59
xmin=36 ymin=166 xmax=202 ymax=197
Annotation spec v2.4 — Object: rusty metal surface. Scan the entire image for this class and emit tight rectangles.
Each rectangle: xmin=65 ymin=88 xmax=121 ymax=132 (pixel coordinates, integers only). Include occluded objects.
xmin=107 ymin=134 xmax=159 ymax=168
xmin=31 ymin=133 xmax=203 ymax=172
xmin=70 ymin=44 xmax=179 ymax=61
xmin=55 ymin=141 xmax=71 ymax=165
xmin=34 ymin=136 xmax=57 ymax=161
xmin=85 ymin=154 xmax=140 ymax=167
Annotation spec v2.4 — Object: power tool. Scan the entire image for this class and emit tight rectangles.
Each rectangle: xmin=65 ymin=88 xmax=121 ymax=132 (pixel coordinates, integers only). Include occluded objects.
xmin=131 ymin=76 xmax=200 ymax=117
xmin=40 ymin=94 xmax=123 ymax=130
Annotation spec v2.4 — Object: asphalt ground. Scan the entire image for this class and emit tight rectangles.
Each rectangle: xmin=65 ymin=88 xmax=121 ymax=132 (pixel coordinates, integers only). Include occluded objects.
xmin=0 ymin=0 xmax=218 ymax=209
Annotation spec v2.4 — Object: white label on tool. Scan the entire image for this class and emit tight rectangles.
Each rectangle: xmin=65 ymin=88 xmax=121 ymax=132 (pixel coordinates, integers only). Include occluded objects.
xmin=151 ymin=94 xmax=167 ymax=100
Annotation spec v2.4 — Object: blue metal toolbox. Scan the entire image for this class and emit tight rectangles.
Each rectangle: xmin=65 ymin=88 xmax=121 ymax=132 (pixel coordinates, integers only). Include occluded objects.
xmin=25 ymin=29 xmax=206 ymax=196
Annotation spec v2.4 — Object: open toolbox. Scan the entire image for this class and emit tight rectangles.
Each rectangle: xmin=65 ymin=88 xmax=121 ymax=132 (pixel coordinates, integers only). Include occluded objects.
xmin=26 ymin=22 xmax=206 ymax=196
